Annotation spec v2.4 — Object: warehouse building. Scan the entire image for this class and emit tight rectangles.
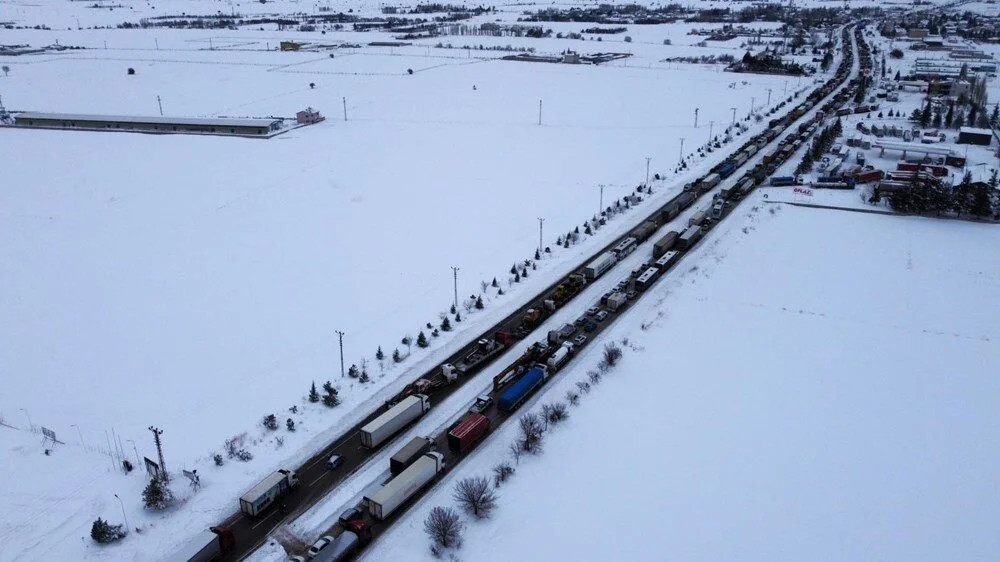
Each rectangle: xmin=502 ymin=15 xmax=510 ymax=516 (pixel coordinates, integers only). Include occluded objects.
xmin=12 ymin=112 xmax=284 ymax=137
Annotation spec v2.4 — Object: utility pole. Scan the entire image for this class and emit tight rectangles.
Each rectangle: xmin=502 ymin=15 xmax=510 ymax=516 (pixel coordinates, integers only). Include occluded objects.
xmin=154 ymin=38 xmax=159 ymax=50
xmin=148 ymin=426 xmax=167 ymax=482
xmin=19 ymin=408 xmax=32 ymax=431
xmin=767 ymin=88 xmax=772 ymax=106
xmin=335 ymin=330 xmax=345 ymax=378
xmin=537 ymin=218 xmax=545 ymax=253
xmin=598 ymin=184 xmax=605 ymax=215
xmin=784 ymin=79 xmax=788 ymax=95
xmin=157 ymin=96 xmax=163 ymax=116
xmin=730 ymin=107 xmax=737 ymax=127
xmin=538 ymin=99 xmax=542 ymax=126
xmin=708 ymin=121 xmax=714 ymax=143
xmin=451 ymin=267 xmax=459 ymax=309
xmin=645 ymin=157 xmax=651 ymax=185
xmin=750 ymin=96 xmax=755 ymax=116
xmin=114 ymin=494 xmax=130 ymax=533
xmin=342 ymin=97 xmax=347 ymax=121
xmin=694 ymin=107 xmax=699 ymax=128
xmin=678 ymin=137 xmax=685 ymax=164
xmin=70 ymin=424 xmax=84 ymax=447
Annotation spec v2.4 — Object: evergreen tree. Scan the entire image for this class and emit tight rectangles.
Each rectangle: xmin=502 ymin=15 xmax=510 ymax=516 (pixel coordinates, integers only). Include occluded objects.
xmin=514 ymin=270 xmax=520 ymax=282
xmin=417 ymin=331 xmax=429 ymax=347
xmin=933 ymin=108 xmax=942 ymax=128
xmin=910 ymin=108 xmax=922 ymax=122
xmin=263 ymin=414 xmax=278 ymax=430
xmin=455 ymin=311 xmax=461 ymax=322
xmin=142 ymin=477 xmax=172 ymax=510
xmin=441 ymin=316 xmax=452 ymax=331
xmin=971 ymin=183 xmax=993 ymax=217
xmin=450 ymin=304 xmax=456 ymax=314
xmin=894 ymin=70 xmax=901 ymax=80
xmin=392 ymin=348 xmax=402 ymax=363
xmin=348 ymin=364 xmax=359 ymax=378
xmin=509 ymin=265 xmax=517 ymax=275
xmin=969 ymin=104 xmax=979 ymax=126
xmin=946 ymin=101 xmax=955 ymax=128
xmin=584 ymin=223 xmax=592 ymax=235
xmin=955 ymin=110 xmax=966 ymax=128
xmin=322 ymin=381 xmax=340 ymax=407
xmin=991 ymin=104 xmax=999 ymax=126
xmin=308 ymin=381 xmax=319 ymax=403
xmin=534 ymin=249 xmax=540 ymax=260
xmin=920 ymin=99 xmax=932 ymax=127
xmin=91 ymin=517 xmax=126 ymax=543
xmin=491 ymin=277 xmax=498 ymax=288
xmin=286 ymin=418 xmax=296 ymax=431
xmin=376 ymin=346 xmax=384 ymax=361
xmin=475 ymin=295 xmax=484 ymax=309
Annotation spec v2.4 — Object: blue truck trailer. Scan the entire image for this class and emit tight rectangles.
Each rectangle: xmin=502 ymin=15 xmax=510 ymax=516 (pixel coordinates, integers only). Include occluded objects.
xmin=498 ymin=366 xmax=548 ymax=413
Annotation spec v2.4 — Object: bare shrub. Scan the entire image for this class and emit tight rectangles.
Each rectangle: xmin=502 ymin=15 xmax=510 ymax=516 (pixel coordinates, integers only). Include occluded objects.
xmin=545 ymin=401 xmax=568 ymax=424
xmin=576 ymin=380 xmax=591 ymax=394
xmin=603 ymin=342 xmax=623 ymax=368
xmin=508 ymin=441 xmax=522 ymax=465
xmin=518 ymin=412 xmax=545 ymax=453
xmin=493 ymin=461 xmax=515 ymax=486
xmin=424 ymin=506 xmax=464 ymax=549
xmin=588 ymin=370 xmax=602 ymax=384
xmin=565 ymin=389 xmax=580 ymax=406
xmin=452 ymin=476 xmax=498 ymax=518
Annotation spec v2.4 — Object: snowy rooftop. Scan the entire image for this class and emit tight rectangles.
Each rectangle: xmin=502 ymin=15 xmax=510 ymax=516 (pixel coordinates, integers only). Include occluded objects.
xmin=13 ymin=112 xmax=281 ymax=128
xmin=960 ymin=126 xmax=993 ymax=135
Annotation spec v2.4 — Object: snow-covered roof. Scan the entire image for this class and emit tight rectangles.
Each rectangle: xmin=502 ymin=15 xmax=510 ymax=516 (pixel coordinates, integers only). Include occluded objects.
xmin=14 ymin=112 xmax=279 ymax=128
xmin=873 ymin=141 xmax=954 ymax=156
xmin=959 ymin=126 xmax=993 ymax=136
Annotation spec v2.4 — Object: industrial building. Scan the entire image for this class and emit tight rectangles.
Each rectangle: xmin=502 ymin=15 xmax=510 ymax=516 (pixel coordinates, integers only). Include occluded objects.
xmin=12 ymin=112 xmax=284 ymax=137
xmin=958 ymin=126 xmax=993 ymax=146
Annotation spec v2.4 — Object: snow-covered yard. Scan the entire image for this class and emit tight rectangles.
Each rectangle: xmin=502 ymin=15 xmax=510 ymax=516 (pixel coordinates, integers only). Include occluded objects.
xmin=363 ymin=192 xmax=1000 ymax=561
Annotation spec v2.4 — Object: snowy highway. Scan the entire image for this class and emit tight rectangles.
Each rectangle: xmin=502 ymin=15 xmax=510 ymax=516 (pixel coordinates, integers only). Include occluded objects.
xmin=230 ymin=23 xmax=867 ymax=562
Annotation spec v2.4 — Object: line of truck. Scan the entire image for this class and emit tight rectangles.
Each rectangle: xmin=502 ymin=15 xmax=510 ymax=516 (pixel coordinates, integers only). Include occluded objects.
xmin=173 ymin=23 xmax=867 ymax=562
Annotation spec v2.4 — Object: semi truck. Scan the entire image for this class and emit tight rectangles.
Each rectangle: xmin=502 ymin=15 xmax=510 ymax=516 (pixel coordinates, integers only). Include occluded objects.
xmin=605 ymin=292 xmax=627 ymax=311
xmin=310 ymin=521 xmax=372 ymax=562
xmin=365 ymin=452 xmax=446 ymax=520
xmin=546 ymin=342 xmax=574 ymax=371
xmin=498 ymin=366 xmax=548 ymax=413
xmin=688 ymin=209 xmax=708 ymax=227
xmin=676 ymin=225 xmax=703 ymax=251
xmin=676 ymin=192 xmax=696 ymax=210
xmin=583 ymin=252 xmax=616 ymax=280
xmin=652 ymin=231 xmax=678 ymax=258
xmin=448 ymin=412 xmax=490 ymax=453
xmin=390 ymin=436 xmax=433 ymax=476
xmin=361 ymin=394 xmax=431 ymax=449
xmin=632 ymin=221 xmax=657 ymax=242
xmin=239 ymin=470 xmax=298 ymax=517
xmin=451 ymin=332 xmax=511 ymax=374
xmin=165 ymin=526 xmax=235 ymax=562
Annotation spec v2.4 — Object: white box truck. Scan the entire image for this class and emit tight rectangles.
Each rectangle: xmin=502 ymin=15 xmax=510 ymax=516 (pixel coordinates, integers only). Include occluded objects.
xmin=365 ymin=452 xmax=446 ymax=520
xmin=239 ymin=470 xmax=298 ymax=517
xmin=361 ymin=394 xmax=431 ymax=449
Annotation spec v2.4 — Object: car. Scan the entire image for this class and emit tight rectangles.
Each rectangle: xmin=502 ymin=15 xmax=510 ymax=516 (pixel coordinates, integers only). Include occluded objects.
xmin=585 ymin=321 xmax=597 ymax=332
xmin=573 ymin=334 xmax=587 ymax=346
xmin=470 ymin=393 xmax=493 ymax=414
xmin=307 ymin=536 xmax=333 ymax=557
xmin=595 ymin=311 xmax=609 ymax=322
xmin=630 ymin=268 xmax=643 ymax=279
xmin=626 ymin=290 xmax=637 ymax=301
xmin=339 ymin=506 xmax=363 ymax=525
xmin=288 ymin=557 xmax=306 ymax=562
xmin=586 ymin=306 xmax=600 ymax=316
xmin=574 ymin=316 xmax=587 ymax=327
xmin=326 ymin=454 xmax=343 ymax=470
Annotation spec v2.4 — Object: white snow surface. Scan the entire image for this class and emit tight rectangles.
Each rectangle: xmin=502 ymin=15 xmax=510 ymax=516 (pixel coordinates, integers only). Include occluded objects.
xmin=362 ymin=191 xmax=1000 ymax=562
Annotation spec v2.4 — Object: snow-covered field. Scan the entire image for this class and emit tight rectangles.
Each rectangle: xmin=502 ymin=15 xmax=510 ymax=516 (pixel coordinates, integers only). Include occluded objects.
xmin=363 ymin=189 xmax=1000 ymax=562
xmin=0 ymin=3 xmax=815 ymax=560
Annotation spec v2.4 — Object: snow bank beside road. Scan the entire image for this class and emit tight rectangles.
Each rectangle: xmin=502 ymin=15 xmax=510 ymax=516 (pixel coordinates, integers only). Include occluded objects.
xmin=364 ymin=195 xmax=1000 ymax=561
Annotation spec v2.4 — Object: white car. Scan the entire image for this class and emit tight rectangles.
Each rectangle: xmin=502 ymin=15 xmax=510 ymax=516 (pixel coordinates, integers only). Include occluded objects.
xmin=307 ymin=535 xmax=333 ymax=557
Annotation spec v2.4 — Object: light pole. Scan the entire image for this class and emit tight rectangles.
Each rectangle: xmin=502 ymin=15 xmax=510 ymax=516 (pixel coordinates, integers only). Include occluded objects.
xmin=694 ymin=108 xmax=699 ymax=128
xmin=678 ymin=138 xmax=685 ymax=164
xmin=126 ymin=439 xmax=140 ymax=465
xmin=114 ymin=494 xmax=130 ymax=533
xmin=708 ymin=121 xmax=714 ymax=143
xmin=598 ymin=184 xmax=605 ymax=214
xmin=750 ymin=96 xmax=755 ymax=116
xmin=784 ymin=79 xmax=788 ymax=95
xmin=19 ymin=408 xmax=32 ymax=432
xmin=730 ymin=107 xmax=737 ymax=127
xmin=335 ymin=331 xmax=345 ymax=378
xmin=450 ymin=266 xmax=459 ymax=309
xmin=536 ymin=218 xmax=545 ymax=253
xmin=767 ymin=88 xmax=772 ymax=106
xmin=645 ymin=157 xmax=651 ymax=185
xmin=70 ymin=424 xmax=84 ymax=447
